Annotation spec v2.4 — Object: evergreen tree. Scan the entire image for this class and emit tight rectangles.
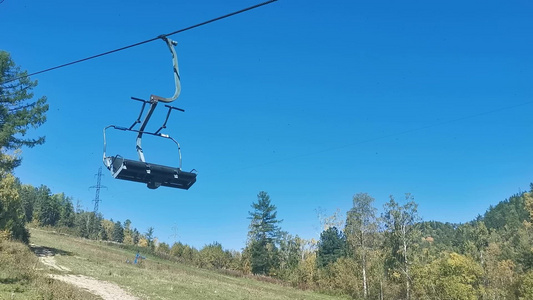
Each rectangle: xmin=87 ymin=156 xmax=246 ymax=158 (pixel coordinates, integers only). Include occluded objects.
xmin=145 ymin=226 xmax=155 ymax=249
xmin=112 ymin=221 xmax=124 ymax=243
xmin=54 ymin=193 xmax=74 ymax=227
xmin=0 ymin=52 xmax=47 ymax=242
xmin=316 ymin=226 xmax=346 ymax=268
xmin=75 ymin=211 xmax=102 ymax=239
xmin=247 ymin=191 xmax=283 ymax=275
xmin=132 ymin=228 xmax=140 ymax=245
xmin=99 ymin=224 xmax=109 ymax=241
xmin=18 ymin=184 xmax=37 ymax=222
xmin=33 ymin=185 xmax=60 ymax=226
xmin=0 ymin=51 xmax=48 ymax=172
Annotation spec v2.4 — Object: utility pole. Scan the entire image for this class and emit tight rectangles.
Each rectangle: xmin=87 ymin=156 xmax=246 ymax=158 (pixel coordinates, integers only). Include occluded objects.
xmin=89 ymin=167 xmax=107 ymax=212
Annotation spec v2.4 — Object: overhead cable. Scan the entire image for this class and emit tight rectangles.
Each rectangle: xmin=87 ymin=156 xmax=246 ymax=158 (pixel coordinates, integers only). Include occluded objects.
xmin=1 ymin=0 xmax=278 ymax=85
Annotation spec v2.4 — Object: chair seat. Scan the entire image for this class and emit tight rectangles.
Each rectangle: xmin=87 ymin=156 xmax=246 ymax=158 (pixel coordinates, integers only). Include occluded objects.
xmin=109 ymin=156 xmax=196 ymax=189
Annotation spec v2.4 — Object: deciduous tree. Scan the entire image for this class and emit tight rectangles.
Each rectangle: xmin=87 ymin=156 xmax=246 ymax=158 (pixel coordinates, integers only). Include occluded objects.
xmin=382 ymin=194 xmax=421 ymax=300
xmin=345 ymin=193 xmax=378 ymax=298
xmin=0 ymin=173 xmax=29 ymax=242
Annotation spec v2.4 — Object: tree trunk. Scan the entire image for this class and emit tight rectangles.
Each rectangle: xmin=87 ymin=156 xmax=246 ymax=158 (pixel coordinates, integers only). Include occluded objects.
xmin=403 ymin=226 xmax=410 ymax=300
xmin=361 ymin=230 xmax=368 ymax=298
xmin=362 ymin=253 xmax=367 ymax=298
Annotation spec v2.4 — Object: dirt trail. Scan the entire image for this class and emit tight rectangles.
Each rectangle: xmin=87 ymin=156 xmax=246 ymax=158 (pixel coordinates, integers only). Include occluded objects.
xmin=31 ymin=244 xmax=139 ymax=300
xmin=33 ymin=245 xmax=72 ymax=272
xmin=50 ymin=274 xmax=139 ymax=300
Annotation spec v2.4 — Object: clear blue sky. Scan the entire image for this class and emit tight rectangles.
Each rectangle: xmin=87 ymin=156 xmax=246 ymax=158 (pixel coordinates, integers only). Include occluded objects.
xmin=2 ymin=0 xmax=532 ymax=250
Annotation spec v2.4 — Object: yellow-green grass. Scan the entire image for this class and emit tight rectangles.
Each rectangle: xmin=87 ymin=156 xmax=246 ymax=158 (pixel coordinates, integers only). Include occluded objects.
xmin=0 ymin=238 xmax=100 ymax=300
xmin=29 ymin=228 xmax=347 ymax=300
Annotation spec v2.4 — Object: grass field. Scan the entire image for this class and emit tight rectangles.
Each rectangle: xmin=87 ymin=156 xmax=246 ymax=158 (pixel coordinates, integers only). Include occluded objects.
xmin=14 ymin=228 xmax=347 ymax=300
xmin=0 ymin=236 xmax=99 ymax=300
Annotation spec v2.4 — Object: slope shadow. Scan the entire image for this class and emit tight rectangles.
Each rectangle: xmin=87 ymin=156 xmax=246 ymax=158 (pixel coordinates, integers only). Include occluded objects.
xmin=30 ymin=244 xmax=74 ymax=257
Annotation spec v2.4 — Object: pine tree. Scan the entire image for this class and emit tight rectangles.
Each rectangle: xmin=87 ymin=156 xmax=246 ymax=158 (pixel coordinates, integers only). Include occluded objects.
xmin=316 ymin=226 xmax=346 ymax=268
xmin=33 ymin=185 xmax=60 ymax=226
xmin=112 ymin=221 xmax=124 ymax=243
xmin=145 ymin=227 xmax=155 ymax=249
xmin=247 ymin=191 xmax=283 ymax=275
xmin=0 ymin=51 xmax=47 ymax=243
xmin=0 ymin=51 xmax=48 ymax=172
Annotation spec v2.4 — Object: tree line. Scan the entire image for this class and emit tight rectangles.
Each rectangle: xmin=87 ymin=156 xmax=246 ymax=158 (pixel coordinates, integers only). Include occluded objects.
xmin=4 ymin=179 xmax=533 ymax=299
xmin=240 ymin=190 xmax=533 ymax=300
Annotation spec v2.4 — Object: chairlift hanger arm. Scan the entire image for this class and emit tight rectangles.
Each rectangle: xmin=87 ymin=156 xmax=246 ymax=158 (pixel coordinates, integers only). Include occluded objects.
xmin=150 ymin=36 xmax=181 ymax=103
xmin=136 ymin=37 xmax=182 ymax=162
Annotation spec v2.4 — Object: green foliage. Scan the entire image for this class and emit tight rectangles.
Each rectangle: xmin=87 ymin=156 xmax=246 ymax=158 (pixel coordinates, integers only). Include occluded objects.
xmin=0 ymin=238 xmax=37 ymax=290
xmin=277 ymin=233 xmax=303 ymax=280
xmin=0 ymin=51 xmax=48 ymax=172
xmin=198 ymin=242 xmax=231 ymax=269
xmin=33 ymin=185 xmax=61 ymax=226
xmin=0 ymin=51 xmax=47 ymax=244
xmin=157 ymin=242 xmax=170 ymax=254
xmin=457 ymin=221 xmax=489 ymax=263
xmin=345 ymin=192 xmax=378 ymax=298
xmin=112 ymin=221 xmax=124 ymax=243
xmin=18 ymin=184 xmax=37 ymax=222
xmin=75 ymin=211 xmax=102 ymax=239
xmin=145 ymin=226 xmax=155 ymax=249
xmin=518 ymin=270 xmax=533 ymax=300
xmin=55 ymin=193 xmax=75 ymax=227
xmin=247 ymin=191 xmax=283 ymax=275
xmin=484 ymin=243 xmax=516 ymax=300
xmin=413 ymin=252 xmax=483 ymax=300
xmin=248 ymin=191 xmax=282 ymax=243
xmin=382 ymin=194 xmax=421 ymax=300
xmin=0 ymin=173 xmax=29 ymax=243
xmin=317 ymin=257 xmax=361 ymax=298
xmin=484 ymin=193 xmax=529 ymax=231
xmin=249 ymin=238 xmax=279 ymax=275
xmin=316 ymin=227 xmax=346 ymax=268
xmin=418 ymin=220 xmax=458 ymax=251
xmin=524 ymin=192 xmax=533 ymax=221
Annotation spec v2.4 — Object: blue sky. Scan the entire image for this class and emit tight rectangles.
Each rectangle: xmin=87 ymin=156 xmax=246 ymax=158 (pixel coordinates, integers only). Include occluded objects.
xmin=2 ymin=0 xmax=532 ymax=250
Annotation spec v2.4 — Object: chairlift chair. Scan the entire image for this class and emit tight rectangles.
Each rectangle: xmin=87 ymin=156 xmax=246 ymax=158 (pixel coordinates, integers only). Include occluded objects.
xmin=103 ymin=37 xmax=197 ymax=189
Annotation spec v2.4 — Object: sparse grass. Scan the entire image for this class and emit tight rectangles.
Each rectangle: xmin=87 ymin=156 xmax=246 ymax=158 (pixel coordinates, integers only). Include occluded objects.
xmin=29 ymin=228 xmax=348 ymax=300
xmin=0 ymin=238 xmax=100 ymax=300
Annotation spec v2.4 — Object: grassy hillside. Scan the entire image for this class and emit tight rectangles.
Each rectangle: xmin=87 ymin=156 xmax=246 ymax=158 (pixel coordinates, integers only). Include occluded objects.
xmin=27 ymin=228 xmax=346 ymax=300
xmin=0 ymin=237 xmax=99 ymax=300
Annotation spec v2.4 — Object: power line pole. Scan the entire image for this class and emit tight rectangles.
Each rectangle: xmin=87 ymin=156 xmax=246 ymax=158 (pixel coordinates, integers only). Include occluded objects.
xmin=89 ymin=167 xmax=107 ymax=212
xmin=170 ymin=223 xmax=179 ymax=244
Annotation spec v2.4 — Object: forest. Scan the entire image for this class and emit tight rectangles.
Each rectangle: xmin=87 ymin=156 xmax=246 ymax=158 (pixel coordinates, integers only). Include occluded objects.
xmin=2 ymin=178 xmax=533 ymax=300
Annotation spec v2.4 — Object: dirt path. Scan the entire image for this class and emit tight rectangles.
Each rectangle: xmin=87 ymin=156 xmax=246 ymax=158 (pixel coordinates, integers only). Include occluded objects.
xmin=50 ymin=274 xmax=139 ymax=300
xmin=33 ymin=245 xmax=72 ymax=272
xmin=31 ymin=244 xmax=140 ymax=300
